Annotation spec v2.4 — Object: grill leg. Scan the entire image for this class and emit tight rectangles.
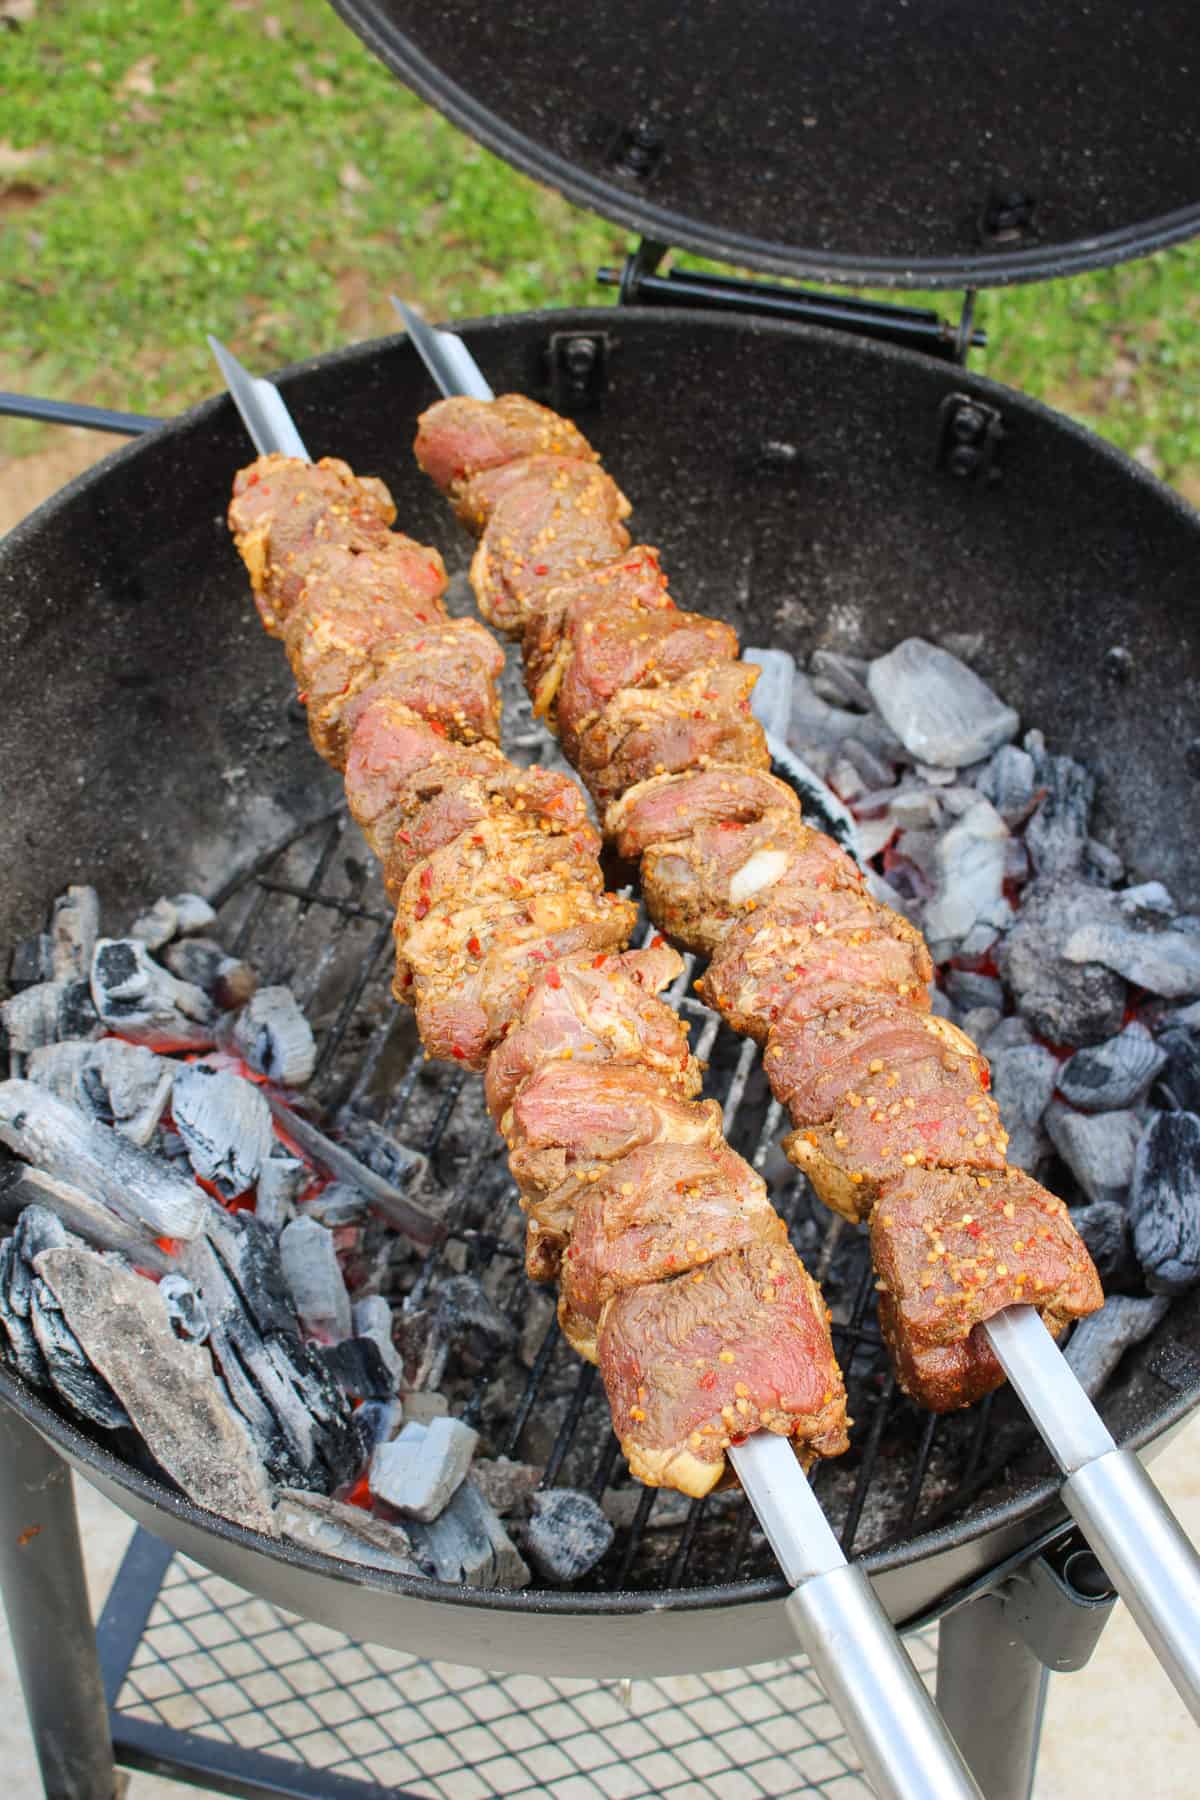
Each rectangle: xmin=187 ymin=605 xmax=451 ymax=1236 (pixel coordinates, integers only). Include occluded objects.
xmin=935 ymin=1593 xmax=1048 ymax=1800
xmin=0 ymin=1408 xmax=117 ymax=1800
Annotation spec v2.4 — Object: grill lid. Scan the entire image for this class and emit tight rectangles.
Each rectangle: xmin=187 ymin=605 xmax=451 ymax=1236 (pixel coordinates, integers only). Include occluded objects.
xmin=328 ymin=0 xmax=1200 ymax=289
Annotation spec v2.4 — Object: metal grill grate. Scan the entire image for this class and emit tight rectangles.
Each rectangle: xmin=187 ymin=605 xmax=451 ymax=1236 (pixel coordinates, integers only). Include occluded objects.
xmin=102 ymin=1531 xmax=938 ymax=1797
xmin=203 ymin=676 xmax=1044 ymax=1597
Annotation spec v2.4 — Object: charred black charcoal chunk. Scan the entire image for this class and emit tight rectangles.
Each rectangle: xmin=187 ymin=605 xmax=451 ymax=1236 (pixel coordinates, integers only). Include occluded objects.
xmin=320 ymin=1336 xmax=394 ymax=1402
xmin=30 ymin=1273 xmax=131 ymax=1431
xmin=7 ymin=933 xmax=53 ymax=993
xmin=1069 ymin=1201 xmax=1135 ymax=1285
xmin=1130 ymin=1112 xmax=1200 ymax=1294
xmin=523 ymin=1488 xmax=614 ymax=1584
xmin=1057 ymin=1023 xmax=1167 ymax=1113
xmin=1023 ymin=732 xmax=1095 ymax=878
xmin=1064 ymin=1294 xmax=1171 ymax=1397
xmin=1159 ymin=1028 xmax=1200 ymax=1113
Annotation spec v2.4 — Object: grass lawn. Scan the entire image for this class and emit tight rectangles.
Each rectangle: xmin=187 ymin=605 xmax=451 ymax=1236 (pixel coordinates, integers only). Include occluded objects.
xmin=2 ymin=0 xmax=1198 ymax=497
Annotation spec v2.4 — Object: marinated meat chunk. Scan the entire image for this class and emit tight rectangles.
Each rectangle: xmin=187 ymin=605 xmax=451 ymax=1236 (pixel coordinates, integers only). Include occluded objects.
xmin=643 ymin=810 xmax=865 ymax=955
xmin=294 ymin=535 xmax=448 ymax=621
xmin=305 ymin=619 xmax=504 ymax=768
xmin=560 ymin=1143 xmax=785 ymax=1359
xmin=228 ymin=455 xmax=397 ymax=633
xmin=345 ymin=702 xmax=508 ymax=858
xmin=698 ymin=893 xmax=933 ymax=1041
xmin=773 ymin=1001 xmax=1007 ymax=1220
xmin=485 ymin=944 xmax=698 ymax=1121
xmin=558 ymin=607 xmax=739 ymax=766
xmin=871 ymin=1166 xmax=1104 ymax=1410
xmin=399 ymin=888 xmax=636 ymax=1069
xmin=599 ymin=1243 xmax=849 ymax=1496
xmin=415 ymin=394 xmax=597 ymax=497
xmin=505 ymin=1063 xmax=724 ymax=1268
xmin=524 ymin=549 xmax=670 ymax=718
xmin=394 ymin=812 xmax=602 ymax=948
xmin=577 ymin=662 xmax=770 ymax=811
xmin=466 ymin=458 xmax=633 ymax=634
xmin=606 ymin=766 xmax=806 ymax=860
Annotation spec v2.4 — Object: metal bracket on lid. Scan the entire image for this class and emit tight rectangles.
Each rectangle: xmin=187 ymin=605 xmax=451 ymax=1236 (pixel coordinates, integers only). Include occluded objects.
xmin=598 ymin=238 xmax=988 ymax=363
xmin=547 ymin=331 xmax=612 ymax=411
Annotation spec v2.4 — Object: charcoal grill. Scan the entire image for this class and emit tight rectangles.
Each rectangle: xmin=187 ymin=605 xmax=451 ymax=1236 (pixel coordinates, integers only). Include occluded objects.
xmin=4 ymin=3 xmax=1200 ymax=1796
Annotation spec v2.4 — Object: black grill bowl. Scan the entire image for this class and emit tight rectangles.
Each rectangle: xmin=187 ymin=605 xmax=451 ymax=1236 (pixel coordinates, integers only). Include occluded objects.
xmin=1 ymin=310 xmax=1198 ymax=1676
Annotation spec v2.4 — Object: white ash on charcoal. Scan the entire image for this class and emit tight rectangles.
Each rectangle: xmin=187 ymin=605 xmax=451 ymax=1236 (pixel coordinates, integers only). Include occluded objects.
xmin=944 ymin=970 xmax=1006 ymax=1014
xmin=90 ymin=938 xmax=217 ymax=1051
xmin=406 ymin=1477 xmax=529 ymax=1589
xmin=353 ymin=1293 xmax=404 ymax=1388
xmin=0 ymin=1162 xmax=173 ymax=1271
xmin=27 ymin=1037 xmax=174 ymax=1147
xmin=922 ymin=799 xmax=1010 ymax=955
xmin=35 ymin=1244 xmax=276 ymax=1534
xmin=809 ymin=648 xmax=874 ymax=711
xmin=1057 ymin=1023 xmax=1167 ymax=1113
xmin=1129 ymin=1112 xmax=1200 ymax=1294
xmin=0 ymin=1080 xmax=210 ymax=1240
xmin=1085 ymin=840 xmax=1125 ymax=887
xmin=959 ymin=1005 xmax=1002 ymax=1048
xmin=866 ymin=638 xmax=1019 ymax=769
xmin=50 ymin=886 xmax=100 ymax=980
xmin=131 ymin=893 xmax=217 ymax=951
xmin=989 ymin=1042 xmax=1059 ymax=1171
xmin=224 ymin=985 xmax=315 ymax=1086
xmin=1022 ymin=732 xmax=1096 ymax=879
xmin=0 ymin=980 xmax=100 ymax=1055
xmin=785 ymin=668 xmax=906 ymax=780
xmin=0 ymin=1205 xmax=131 ymax=1427
xmin=370 ymin=1416 xmax=479 ymax=1521
xmin=1065 ymin=1294 xmax=1172 ymax=1398
xmin=164 ymin=938 xmax=257 ymax=1010
xmin=523 ymin=1488 xmax=615 ymax=1585
xmin=1045 ymin=1102 xmax=1142 ymax=1208
xmin=158 ymin=1272 xmax=210 ymax=1344
xmin=334 ymin=1112 xmax=429 ymax=1193
xmin=274 ymin=1489 xmax=427 ymax=1576
xmin=254 ymin=1147 xmax=308 ymax=1233
xmin=183 ymin=1209 xmax=363 ymax=1493
xmin=279 ymin=1214 xmax=353 ymax=1341
xmin=999 ymin=879 xmax=1128 ymax=1045
xmin=976 ymin=744 xmax=1038 ymax=828
xmin=356 ymin=1396 xmax=405 ymax=1455
xmin=1062 ymin=914 xmax=1200 ymax=1000
xmin=172 ymin=1064 xmax=274 ymax=1197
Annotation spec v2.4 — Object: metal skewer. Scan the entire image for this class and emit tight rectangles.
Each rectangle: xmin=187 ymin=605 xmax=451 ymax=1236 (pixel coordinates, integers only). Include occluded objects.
xmin=382 ymin=302 xmax=1200 ymax=1727
xmin=209 ymin=329 xmax=982 ymax=1800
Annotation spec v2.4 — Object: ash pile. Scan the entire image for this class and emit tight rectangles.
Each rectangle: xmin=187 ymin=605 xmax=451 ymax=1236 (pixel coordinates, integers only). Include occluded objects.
xmin=0 ymin=883 xmax=614 ymax=1590
xmin=782 ymin=635 xmax=1200 ymax=1391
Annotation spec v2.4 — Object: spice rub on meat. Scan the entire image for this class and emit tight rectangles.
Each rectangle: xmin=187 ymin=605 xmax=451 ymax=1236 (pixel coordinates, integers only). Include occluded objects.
xmin=415 ymin=393 xmax=597 ymax=498
xmin=600 ymin=1243 xmax=850 ymax=1497
xmin=414 ymin=392 xmax=1105 ymax=1414
xmin=872 ymin=1167 xmax=1103 ymax=1409
xmin=228 ymin=454 xmax=397 ymax=634
xmin=231 ymin=441 xmax=849 ymax=1497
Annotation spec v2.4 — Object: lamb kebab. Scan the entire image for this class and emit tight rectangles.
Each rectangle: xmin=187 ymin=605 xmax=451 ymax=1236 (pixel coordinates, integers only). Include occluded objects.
xmin=411 ymin=391 xmax=1105 ymax=1411
xmin=225 ymin=449 xmax=849 ymax=1499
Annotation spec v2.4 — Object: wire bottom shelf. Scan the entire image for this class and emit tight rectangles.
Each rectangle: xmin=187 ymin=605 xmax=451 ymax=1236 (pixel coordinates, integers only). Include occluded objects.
xmin=97 ymin=1529 xmax=937 ymax=1798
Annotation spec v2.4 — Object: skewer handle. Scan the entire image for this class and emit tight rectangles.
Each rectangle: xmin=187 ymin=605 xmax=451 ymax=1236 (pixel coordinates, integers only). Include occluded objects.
xmin=984 ymin=1305 xmax=1200 ymax=1723
xmin=731 ymin=1435 xmax=983 ymax=1800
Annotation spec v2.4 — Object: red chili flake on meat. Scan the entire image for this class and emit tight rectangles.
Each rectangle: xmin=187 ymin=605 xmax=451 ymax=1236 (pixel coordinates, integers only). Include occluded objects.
xmin=467 ymin=935 xmax=482 ymax=957
xmin=533 ymin=563 xmax=550 ymax=576
xmin=699 ymin=1370 xmax=718 ymax=1390
xmin=296 ymin=690 xmax=308 ymax=704
xmin=979 ymin=1067 xmax=991 ymax=1090
xmin=430 ymin=720 xmax=447 ymax=737
xmin=545 ymin=965 xmax=562 ymax=988
xmin=245 ymin=470 xmax=260 ymax=486
xmin=413 ymin=899 xmax=430 ymax=920
xmin=650 ymin=933 xmax=666 ymax=948
xmin=592 ymin=953 xmax=608 ymax=968
xmin=528 ymin=947 xmax=546 ymax=962
xmin=419 ymin=866 xmax=432 ymax=890
xmin=395 ymin=830 xmax=412 ymax=845
xmin=451 ymin=1045 xmax=467 ymax=1062
xmin=414 ymin=611 xmax=427 ymax=623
